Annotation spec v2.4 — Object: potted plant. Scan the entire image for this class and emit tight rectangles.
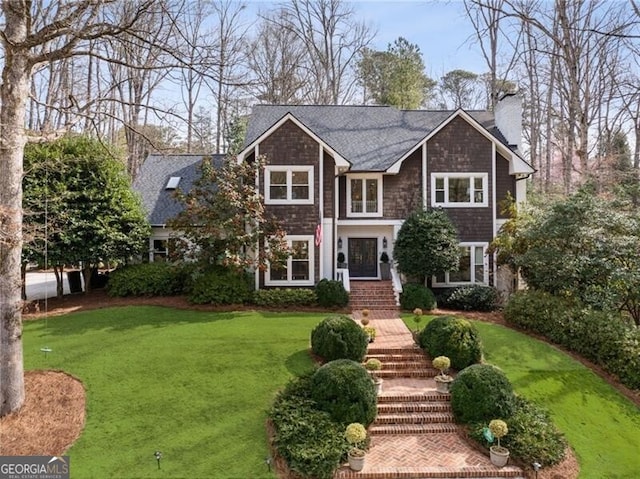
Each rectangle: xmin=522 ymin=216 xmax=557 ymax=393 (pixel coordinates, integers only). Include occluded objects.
xmin=345 ymin=423 xmax=367 ymax=471
xmin=363 ymin=326 xmax=376 ymax=343
xmin=432 ymin=355 xmax=453 ymax=393
xmin=412 ymin=308 xmax=423 ymax=344
xmin=360 ymin=308 xmax=370 ymax=326
xmin=488 ymin=419 xmax=510 ymax=467
xmin=379 ymin=251 xmax=391 ymax=280
xmin=337 ymin=252 xmax=347 ymax=268
xmin=364 ymin=358 xmax=383 ymax=393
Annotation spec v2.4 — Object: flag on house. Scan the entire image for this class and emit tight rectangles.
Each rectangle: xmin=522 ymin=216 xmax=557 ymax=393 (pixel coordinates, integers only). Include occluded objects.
xmin=315 ymin=222 xmax=322 ymax=247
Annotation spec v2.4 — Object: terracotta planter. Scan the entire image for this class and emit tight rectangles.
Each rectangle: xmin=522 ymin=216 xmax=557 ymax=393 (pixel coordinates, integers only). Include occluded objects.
xmin=489 ymin=446 xmax=510 ymax=467
xmin=348 ymin=450 xmax=365 ymax=471
xmin=434 ymin=376 xmax=453 ymax=394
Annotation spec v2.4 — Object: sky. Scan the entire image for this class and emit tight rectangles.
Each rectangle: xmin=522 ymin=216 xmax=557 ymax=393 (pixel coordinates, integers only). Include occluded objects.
xmin=247 ymin=0 xmax=486 ymax=79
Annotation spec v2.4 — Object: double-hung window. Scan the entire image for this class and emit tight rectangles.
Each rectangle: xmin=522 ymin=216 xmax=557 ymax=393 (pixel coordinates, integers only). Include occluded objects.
xmin=265 ymin=166 xmax=314 ymax=204
xmin=266 ymin=236 xmax=314 ymax=286
xmin=433 ymin=243 xmax=487 ymax=286
xmin=431 ymin=173 xmax=488 ymax=207
xmin=347 ymin=174 xmax=382 ymax=217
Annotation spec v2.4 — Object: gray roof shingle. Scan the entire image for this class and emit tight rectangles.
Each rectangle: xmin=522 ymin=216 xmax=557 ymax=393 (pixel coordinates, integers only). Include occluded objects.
xmin=133 ymin=154 xmax=225 ymax=225
xmin=244 ymin=105 xmax=499 ymax=171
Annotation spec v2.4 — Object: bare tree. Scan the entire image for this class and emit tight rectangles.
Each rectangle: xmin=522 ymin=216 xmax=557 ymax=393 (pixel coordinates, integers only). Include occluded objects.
xmin=0 ymin=0 xmax=157 ymax=417
xmin=247 ymin=9 xmax=307 ymax=104
xmin=274 ymin=0 xmax=375 ymax=104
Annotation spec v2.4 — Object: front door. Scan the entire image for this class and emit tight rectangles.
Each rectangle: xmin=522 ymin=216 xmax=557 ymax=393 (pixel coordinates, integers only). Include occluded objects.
xmin=348 ymin=238 xmax=378 ymax=278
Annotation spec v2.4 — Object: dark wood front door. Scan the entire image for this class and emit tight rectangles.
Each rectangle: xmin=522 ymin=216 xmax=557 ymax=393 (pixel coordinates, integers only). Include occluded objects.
xmin=348 ymin=238 xmax=378 ymax=277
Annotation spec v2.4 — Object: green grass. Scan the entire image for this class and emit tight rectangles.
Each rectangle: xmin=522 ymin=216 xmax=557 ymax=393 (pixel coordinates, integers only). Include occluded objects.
xmin=403 ymin=314 xmax=640 ymax=478
xmin=23 ymin=307 xmax=325 ymax=479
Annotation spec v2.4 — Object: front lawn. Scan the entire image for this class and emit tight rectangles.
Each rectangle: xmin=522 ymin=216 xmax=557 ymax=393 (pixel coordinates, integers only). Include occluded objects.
xmin=403 ymin=314 xmax=640 ymax=478
xmin=23 ymin=307 xmax=325 ymax=478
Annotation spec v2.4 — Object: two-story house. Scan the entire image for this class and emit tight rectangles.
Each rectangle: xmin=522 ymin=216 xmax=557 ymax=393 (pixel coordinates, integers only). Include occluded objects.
xmin=236 ymin=94 xmax=534 ymax=293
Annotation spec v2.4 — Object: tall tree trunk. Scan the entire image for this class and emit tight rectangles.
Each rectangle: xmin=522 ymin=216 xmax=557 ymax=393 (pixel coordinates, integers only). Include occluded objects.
xmin=0 ymin=8 xmax=31 ymax=416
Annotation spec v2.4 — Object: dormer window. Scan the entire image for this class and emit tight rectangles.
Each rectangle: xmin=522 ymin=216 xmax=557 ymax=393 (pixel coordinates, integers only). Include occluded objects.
xmin=166 ymin=176 xmax=181 ymax=190
xmin=347 ymin=174 xmax=383 ymax=217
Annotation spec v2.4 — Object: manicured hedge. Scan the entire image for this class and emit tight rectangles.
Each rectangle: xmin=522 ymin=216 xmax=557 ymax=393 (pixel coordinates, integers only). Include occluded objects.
xmin=106 ymin=262 xmax=189 ymax=297
xmin=253 ymin=288 xmax=317 ymax=307
xmin=315 ymin=279 xmax=349 ymax=308
xmin=310 ymin=359 xmax=377 ymax=426
xmin=505 ymin=290 xmax=640 ymax=390
xmin=438 ymin=285 xmax=499 ymax=311
xmin=187 ymin=267 xmax=253 ymax=305
xmin=450 ymin=364 xmax=516 ymax=424
xmin=310 ymin=316 xmax=368 ymax=362
xmin=418 ymin=315 xmax=483 ymax=370
xmin=400 ymin=283 xmax=437 ymax=311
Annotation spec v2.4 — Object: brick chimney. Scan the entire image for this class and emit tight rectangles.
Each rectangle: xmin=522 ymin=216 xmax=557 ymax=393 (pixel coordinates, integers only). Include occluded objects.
xmin=494 ymin=93 xmax=522 ymax=153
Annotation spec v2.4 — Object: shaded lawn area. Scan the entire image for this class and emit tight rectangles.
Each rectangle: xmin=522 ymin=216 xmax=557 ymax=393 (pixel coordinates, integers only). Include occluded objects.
xmin=402 ymin=314 xmax=640 ymax=479
xmin=23 ymin=307 xmax=325 ymax=479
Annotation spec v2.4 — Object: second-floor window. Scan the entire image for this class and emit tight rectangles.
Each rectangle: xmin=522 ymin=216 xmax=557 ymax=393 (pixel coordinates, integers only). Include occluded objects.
xmin=347 ymin=174 xmax=382 ymax=217
xmin=431 ymin=173 xmax=488 ymax=207
xmin=265 ymin=165 xmax=314 ymax=205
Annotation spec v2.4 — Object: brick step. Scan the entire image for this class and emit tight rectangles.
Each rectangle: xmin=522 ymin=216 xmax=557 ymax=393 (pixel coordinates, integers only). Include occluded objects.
xmin=367 ymin=347 xmax=423 ymax=355
xmin=375 ymin=411 xmax=455 ymax=425
xmin=373 ymin=360 xmax=431 ymax=370
xmin=377 ymin=402 xmax=452 ymax=414
xmin=349 ymin=294 xmax=397 ymax=300
xmin=350 ymin=300 xmax=398 ymax=306
xmin=378 ymin=392 xmax=451 ymax=403
xmin=366 ymin=353 xmax=428 ymax=363
xmin=369 ymin=423 xmax=458 ymax=435
xmin=376 ymin=369 xmax=438 ymax=379
xmin=351 ymin=305 xmax=399 ymax=311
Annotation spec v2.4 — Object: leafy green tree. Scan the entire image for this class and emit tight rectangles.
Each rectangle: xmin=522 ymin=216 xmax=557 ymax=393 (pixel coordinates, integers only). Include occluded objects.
xmin=394 ymin=209 xmax=460 ymax=283
xmin=357 ymin=37 xmax=436 ymax=109
xmin=494 ymin=190 xmax=640 ymax=325
xmin=168 ymin=155 xmax=288 ymax=272
xmin=439 ymin=69 xmax=481 ymax=109
xmin=23 ymin=136 xmax=150 ymax=297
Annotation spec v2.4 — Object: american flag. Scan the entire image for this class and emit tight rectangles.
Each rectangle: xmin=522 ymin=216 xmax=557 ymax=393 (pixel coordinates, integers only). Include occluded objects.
xmin=314 ymin=223 xmax=322 ymax=247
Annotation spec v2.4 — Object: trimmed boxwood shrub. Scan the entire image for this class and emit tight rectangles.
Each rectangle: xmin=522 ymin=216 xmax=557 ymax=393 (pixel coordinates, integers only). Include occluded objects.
xmin=418 ymin=315 xmax=483 ymax=370
xmin=469 ymin=396 xmax=567 ymax=467
xmin=269 ymin=376 xmax=347 ymax=479
xmin=400 ymin=283 xmax=437 ymax=311
xmin=450 ymin=364 xmax=516 ymax=423
xmin=187 ymin=267 xmax=253 ymax=304
xmin=311 ymin=316 xmax=368 ymax=362
xmin=438 ymin=285 xmax=499 ymax=311
xmin=253 ymin=288 xmax=317 ymax=307
xmin=315 ymin=279 xmax=349 ymax=308
xmin=107 ymin=262 xmax=188 ymax=297
xmin=311 ymin=359 xmax=377 ymax=426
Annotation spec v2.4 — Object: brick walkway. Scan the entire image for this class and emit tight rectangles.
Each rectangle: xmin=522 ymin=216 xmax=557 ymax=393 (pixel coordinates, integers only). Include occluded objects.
xmin=334 ymin=310 xmax=525 ymax=479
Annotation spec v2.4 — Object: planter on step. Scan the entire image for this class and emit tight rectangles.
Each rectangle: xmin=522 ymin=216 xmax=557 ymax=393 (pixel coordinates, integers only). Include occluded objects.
xmin=434 ymin=375 xmax=453 ymax=394
xmin=347 ymin=449 xmax=365 ymax=471
xmin=489 ymin=446 xmax=510 ymax=467
xmin=373 ymin=377 xmax=383 ymax=394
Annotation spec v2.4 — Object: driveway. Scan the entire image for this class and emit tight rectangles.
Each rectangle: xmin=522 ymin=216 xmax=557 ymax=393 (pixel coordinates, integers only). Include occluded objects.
xmin=25 ymin=271 xmax=84 ymax=301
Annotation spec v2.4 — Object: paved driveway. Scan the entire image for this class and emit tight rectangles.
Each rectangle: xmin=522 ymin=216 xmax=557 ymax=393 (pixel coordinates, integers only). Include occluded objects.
xmin=25 ymin=271 xmax=84 ymax=301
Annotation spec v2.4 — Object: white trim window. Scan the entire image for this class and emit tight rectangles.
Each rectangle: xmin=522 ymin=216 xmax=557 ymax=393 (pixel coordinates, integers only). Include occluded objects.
xmin=431 ymin=173 xmax=488 ymax=207
xmin=266 ymin=236 xmax=314 ymax=286
xmin=347 ymin=174 xmax=383 ymax=217
xmin=433 ymin=243 xmax=488 ymax=286
xmin=265 ymin=165 xmax=314 ymax=204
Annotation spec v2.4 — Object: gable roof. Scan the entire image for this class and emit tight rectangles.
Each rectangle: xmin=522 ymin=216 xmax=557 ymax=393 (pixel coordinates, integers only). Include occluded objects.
xmin=133 ymin=154 xmax=225 ymax=226
xmin=243 ymin=105 xmax=514 ymax=172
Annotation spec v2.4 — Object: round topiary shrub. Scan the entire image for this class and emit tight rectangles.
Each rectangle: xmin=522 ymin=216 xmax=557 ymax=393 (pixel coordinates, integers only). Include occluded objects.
xmin=450 ymin=364 xmax=516 ymax=424
xmin=400 ymin=283 xmax=437 ymax=311
xmin=310 ymin=359 xmax=377 ymax=426
xmin=418 ymin=316 xmax=483 ymax=369
xmin=311 ymin=316 xmax=368 ymax=362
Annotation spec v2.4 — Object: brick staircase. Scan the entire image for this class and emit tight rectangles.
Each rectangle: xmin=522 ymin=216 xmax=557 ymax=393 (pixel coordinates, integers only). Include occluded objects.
xmin=334 ymin=344 xmax=525 ymax=479
xmin=349 ymin=281 xmax=398 ymax=311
